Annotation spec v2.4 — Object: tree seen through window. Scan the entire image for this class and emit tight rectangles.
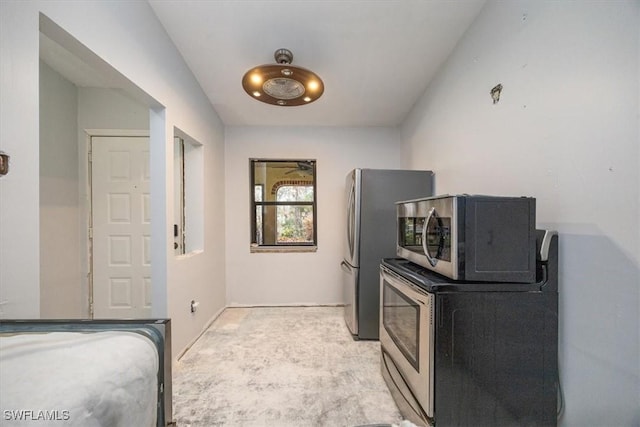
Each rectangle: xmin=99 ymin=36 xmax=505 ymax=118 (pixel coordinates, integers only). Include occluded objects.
xmin=276 ymin=186 xmax=313 ymax=243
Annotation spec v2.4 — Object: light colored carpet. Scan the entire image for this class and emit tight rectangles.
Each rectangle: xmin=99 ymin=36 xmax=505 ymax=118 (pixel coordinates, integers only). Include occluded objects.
xmin=172 ymin=306 xmax=403 ymax=427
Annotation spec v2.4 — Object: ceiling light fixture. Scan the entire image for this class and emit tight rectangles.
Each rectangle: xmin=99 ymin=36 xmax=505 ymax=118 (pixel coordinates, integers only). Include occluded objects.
xmin=242 ymin=48 xmax=324 ymax=107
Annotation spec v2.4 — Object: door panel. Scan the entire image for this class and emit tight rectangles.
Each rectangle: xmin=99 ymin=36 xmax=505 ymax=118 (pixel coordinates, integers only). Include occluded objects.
xmin=92 ymin=136 xmax=151 ymax=318
xmin=342 ymin=260 xmax=359 ymax=335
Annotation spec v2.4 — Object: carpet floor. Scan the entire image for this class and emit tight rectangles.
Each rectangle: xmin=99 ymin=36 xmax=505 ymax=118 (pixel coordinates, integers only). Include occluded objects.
xmin=172 ymin=306 xmax=403 ymax=427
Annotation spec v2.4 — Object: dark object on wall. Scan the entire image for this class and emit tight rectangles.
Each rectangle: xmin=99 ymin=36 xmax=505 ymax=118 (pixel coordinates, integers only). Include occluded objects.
xmin=0 ymin=152 xmax=9 ymax=176
xmin=490 ymin=83 xmax=503 ymax=104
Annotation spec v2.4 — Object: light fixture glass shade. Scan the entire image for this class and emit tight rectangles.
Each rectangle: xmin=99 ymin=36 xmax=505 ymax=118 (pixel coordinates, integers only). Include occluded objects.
xmin=242 ymin=49 xmax=324 ymax=106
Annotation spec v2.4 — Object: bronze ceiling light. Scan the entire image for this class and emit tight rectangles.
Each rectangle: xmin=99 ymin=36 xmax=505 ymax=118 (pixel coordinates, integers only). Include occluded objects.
xmin=242 ymin=48 xmax=324 ymax=106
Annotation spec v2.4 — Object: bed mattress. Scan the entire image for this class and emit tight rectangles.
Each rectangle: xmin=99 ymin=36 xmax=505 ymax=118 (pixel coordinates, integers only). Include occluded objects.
xmin=0 ymin=331 xmax=159 ymax=427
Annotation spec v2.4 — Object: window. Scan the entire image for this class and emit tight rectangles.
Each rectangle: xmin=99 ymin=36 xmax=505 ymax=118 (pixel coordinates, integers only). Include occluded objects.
xmin=250 ymin=159 xmax=317 ymax=251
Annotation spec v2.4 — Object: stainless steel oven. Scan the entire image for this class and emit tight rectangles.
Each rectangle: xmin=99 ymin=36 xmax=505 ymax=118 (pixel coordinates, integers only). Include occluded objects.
xmin=379 ymin=264 xmax=434 ymax=426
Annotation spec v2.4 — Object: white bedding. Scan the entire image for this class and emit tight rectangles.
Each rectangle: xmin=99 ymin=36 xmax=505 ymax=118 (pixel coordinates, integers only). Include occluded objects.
xmin=0 ymin=331 xmax=159 ymax=427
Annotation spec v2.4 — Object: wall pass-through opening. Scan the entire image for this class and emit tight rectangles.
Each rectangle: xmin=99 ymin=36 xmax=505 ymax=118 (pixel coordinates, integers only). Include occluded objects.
xmin=173 ymin=127 xmax=204 ymax=256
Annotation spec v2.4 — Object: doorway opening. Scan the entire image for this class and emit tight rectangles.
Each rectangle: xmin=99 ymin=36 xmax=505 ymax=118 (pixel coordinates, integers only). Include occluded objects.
xmin=38 ymin=13 xmax=165 ymax=319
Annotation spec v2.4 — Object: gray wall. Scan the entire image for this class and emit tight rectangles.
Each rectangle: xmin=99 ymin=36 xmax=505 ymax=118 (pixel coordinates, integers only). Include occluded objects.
xmin=401 ymin=1 xmax=639 ymax=425
xmin=39 ymin=60 xmax=82 ymax=318
xmin=225 ymin=126 xmax=403 ymax=306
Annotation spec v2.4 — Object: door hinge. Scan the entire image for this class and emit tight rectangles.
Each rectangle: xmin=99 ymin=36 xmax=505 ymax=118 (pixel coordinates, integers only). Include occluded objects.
xmin=88 ymin=227 xmax=93 ymax=239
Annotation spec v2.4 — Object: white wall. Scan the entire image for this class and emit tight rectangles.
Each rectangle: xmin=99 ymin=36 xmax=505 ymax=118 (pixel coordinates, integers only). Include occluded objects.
xmin=78 ymin=88 xmax=150 ymax=131
xmin=0 ymin=1 xmax=40 ymax=318
xmin=225 ymin=126 xmax=401 ymax=306
xmin=0 ymin=1 xmax=226 ymax=359
xmin=39 ymin=60 xmax=82 ymax=318
xmin=401 ymin=1 xmax=639 ymax=425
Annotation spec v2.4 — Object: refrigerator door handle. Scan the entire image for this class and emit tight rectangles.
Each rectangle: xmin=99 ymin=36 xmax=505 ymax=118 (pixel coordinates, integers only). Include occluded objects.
xmin=347 ymin=186 xmax=355 ymax=260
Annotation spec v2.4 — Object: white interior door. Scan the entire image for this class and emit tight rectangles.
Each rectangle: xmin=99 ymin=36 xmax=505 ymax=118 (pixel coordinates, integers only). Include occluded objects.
xmin=91 ymin=136 xmax=151 ymax=318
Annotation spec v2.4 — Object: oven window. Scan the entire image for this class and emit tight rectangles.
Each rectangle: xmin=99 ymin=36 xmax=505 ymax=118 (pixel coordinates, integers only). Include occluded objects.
xmin=383 ymin=282 xmax=420 ymax=370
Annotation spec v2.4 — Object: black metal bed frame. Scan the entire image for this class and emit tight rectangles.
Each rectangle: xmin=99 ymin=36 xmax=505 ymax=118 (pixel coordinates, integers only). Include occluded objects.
xmin=0 ymin=318 xmax=174 ymax=427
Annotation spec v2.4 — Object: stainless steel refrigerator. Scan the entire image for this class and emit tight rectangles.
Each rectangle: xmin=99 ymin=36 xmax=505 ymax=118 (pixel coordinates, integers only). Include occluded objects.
xmin=341 ymin=168 xmax=434 ymax=340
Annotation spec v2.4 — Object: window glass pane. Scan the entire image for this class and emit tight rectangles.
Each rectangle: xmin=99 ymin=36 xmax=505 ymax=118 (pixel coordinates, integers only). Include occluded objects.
xmin=256 ymin=205 xmax=276 ymax=246
xmin=276 ymin=185 xmax=313 ymax=202
xmin=276 ymin=205 xmax=314 ymax=243
xmin=252 ymin=166 xmax=269 ymax=202
xmin=255 ymin=206 xmax=263 ymax=245
xmin=254 ymin=185 xmax=264 ymax=244
xmin=383 ymin=283 xmax=420 ymax=369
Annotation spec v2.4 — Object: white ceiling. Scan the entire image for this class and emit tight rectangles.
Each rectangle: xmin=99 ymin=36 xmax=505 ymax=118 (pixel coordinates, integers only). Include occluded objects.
xmin=40 ymin=1 xmax=486 ymax=128
xmin=148 ymin=0 xmax=486 ymax=127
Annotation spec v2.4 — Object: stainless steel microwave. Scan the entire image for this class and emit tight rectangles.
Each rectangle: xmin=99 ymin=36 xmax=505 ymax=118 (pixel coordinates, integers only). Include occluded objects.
xmin=396 ymin=194 xmax=537 ymax=283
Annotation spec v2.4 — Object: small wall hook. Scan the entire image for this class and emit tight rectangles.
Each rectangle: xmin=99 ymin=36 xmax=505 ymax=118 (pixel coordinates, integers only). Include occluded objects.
xmin=190 ymin=300 xmax=199 ymax=313
xmin=490 ymin=84 xmax=503 ymax=104
xmin=0 ymin=152 xmax=9 ymax=176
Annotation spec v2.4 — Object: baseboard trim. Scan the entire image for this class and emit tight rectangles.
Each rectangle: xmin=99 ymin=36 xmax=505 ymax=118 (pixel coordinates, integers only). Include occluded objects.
xmin=226 ymin=303 xmax=345 ymax=308
xmin=176 ymin=304 xmax=346 ymax=361
xmin=176 ymin=306 xmax=226 ymax=362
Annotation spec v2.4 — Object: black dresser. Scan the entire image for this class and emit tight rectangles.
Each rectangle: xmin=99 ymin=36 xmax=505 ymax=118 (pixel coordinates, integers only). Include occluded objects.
xmin=380 ymin=230 xmax=559 ymax=426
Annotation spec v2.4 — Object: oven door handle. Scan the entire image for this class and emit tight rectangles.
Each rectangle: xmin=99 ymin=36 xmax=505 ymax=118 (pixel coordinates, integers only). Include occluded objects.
xmin=422 ymin=207 xmax=438 ymax=267
xmin=381 ymin=266 xmax=430 ymax=304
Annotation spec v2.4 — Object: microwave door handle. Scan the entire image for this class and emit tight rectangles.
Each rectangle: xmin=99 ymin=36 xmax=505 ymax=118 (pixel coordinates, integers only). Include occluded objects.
xmin=422 ymin=207 xmax=438 ymax=267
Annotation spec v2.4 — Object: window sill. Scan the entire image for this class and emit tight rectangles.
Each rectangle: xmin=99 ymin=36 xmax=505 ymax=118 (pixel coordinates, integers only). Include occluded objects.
xmin=250 ymin=245 xmax=317 ymax=254
xmin=175 ymin=249 xmax=204 ymax=260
